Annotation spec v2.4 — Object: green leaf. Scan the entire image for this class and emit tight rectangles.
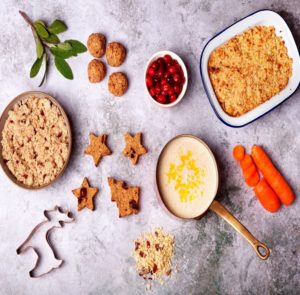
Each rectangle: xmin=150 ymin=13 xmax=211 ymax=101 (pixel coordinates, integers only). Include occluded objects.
xmin=54 ymin=57 xmax=73 ymax=80
xmin=50 ymin=46 xmax=74 ymax=59
xmin=39 ymin=53 xmax=48 ymax=87
xmin=48 ymin=20 xmax=67 ymax=34
xmin=36 ymin=39 xmax=44 ymax=58
xmin=57 ymin=42 xmax=72 ymax=51
xmin=65 ymin=40 xmax=87 ymax=54
xmin=30 ymin=56 xmax=43 ymax=78
xmin=44 ymin=33 xmax=60 ymax=44
xmin=32 ymin=30 xmax=44 ymax=58
xmin=34 ymin=22 xmax=49 ymax=39
xmin=35 ymin=20 xmax=46 ymax=26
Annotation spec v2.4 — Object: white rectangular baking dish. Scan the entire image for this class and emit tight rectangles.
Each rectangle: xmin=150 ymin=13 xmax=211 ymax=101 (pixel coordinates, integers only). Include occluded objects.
xmin=200 ymin=9 xmax=300 ymax=127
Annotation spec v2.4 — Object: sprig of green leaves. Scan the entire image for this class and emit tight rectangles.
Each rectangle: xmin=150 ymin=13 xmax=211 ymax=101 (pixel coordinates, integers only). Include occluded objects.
xmin=19 ymin=10 xmax=87 ymax=86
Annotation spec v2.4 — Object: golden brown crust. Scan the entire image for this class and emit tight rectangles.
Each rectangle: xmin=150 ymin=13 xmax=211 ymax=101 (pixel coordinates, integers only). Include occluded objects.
xmin=122 ymin=132 xmax=147 ymax=165
xmin=108 ymin=177 xmax=140 ymax=217
xmin=72 ymin=177 xmax=99 ymax=211
xmin=87 ymin=33 xmax=106 ymax=58
xmin=208 ymin=26 xmax=293 ymax=117
xmin=88 ymin=59 xmax=106 ymax=83
xmin=84 ymin=133 xmax=112 ymax=166
xmin=108 ymin=72 xmax=128 ymax=96
xmin=106 ymin=42 xmax=126 ymax=67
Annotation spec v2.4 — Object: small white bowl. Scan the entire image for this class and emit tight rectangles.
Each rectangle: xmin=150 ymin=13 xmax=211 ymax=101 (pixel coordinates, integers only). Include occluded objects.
xmin=200 ymin=9 xmax=300 ymax=127
xmin=144 ymin=50 xmax=188 ymax=108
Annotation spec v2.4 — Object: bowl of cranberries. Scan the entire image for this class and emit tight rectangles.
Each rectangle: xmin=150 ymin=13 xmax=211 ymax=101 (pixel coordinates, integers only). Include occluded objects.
xmin=145 ymin=51 xmax=188 ymax=107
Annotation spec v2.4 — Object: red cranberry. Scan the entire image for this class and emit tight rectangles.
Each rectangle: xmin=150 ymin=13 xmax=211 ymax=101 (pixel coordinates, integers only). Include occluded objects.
xmin=167 ymin=60 xmax=174 ymax=67
xmin=166 ymin=76 xmax=174 ymax=85
xmin=151 ymin=61 xmax=158 ymax=70
xmin=161 ymin=79 xmax=167 ymax=85
xmin=164 ymin=54 xmax=172 ymax=63
xmin=156 ymin=94 xmax=167 ymax=104
xmin=175 ymin=64 xmax=182 ymax=72
xmin=153 ymin=77 xmax=159 ymax=85
xmin=173 ymin=73 xmax=181 ymax=83
xmin=161 ymin=90 xmax=168 ymax=96
xmin=146 ymin=76 xmax=153 ymax=87
xmin=155 ymin=86 xmax=161 ymax=94
xmin=168 ymin=66 xmax=177 ymax=74
xmin=148 ymin=67 xmax=155 ymax=76
xmin=170 ymin=94 xmax=177 ymax=102
xmin=159 ymin=62 xmax=166 ymax=71
xmin=157 ymin=69 xmax=163 ymax=78
xmin=163 ymin=72 xmax=170 ymax=79
xmin=149 ymin=87 xmax=156 ymax=97
xmin=168 ymin=88 xmax=175 ymax=96
xmin=157 ymin=57 xmax=165 ymax=65
xmin=162 ymin=84 xmax=170 ymax=92
xmin=174 ymin=85 xmax=182 ymax=94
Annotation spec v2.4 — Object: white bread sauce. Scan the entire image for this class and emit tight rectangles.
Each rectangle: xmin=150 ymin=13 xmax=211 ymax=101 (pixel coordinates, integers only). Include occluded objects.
xmin=157 ymin=136 xmax=218 ymax=218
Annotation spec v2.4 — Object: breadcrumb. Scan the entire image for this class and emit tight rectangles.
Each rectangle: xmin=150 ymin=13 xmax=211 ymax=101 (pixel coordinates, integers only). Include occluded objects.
xmin=133 ymin=228 xmax=174 ymax=282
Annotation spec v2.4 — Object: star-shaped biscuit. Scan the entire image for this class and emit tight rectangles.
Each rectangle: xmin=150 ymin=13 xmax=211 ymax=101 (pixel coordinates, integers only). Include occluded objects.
xmin=84 ymin=133 xmax=112 ymax=166
xmin=108 ymin=177 xmax=140 ymax=217
xmin=122 ymin=132 xmax=147 ymax=165
xmin=72 ymin=177 xmax=99 ymax=211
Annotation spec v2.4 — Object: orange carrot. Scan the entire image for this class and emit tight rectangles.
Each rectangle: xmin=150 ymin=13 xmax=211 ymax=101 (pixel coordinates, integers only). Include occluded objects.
xmin=240 ymin=154 xmax=253 ymax=170
xmin=243 ymin=163 xmax=260 ymax=187
xmin=233 ymin=145 xmax=245 ymax=161
xmin=234 ymin=151 xmax=260 ymax=187
xmin=246 ymin=171 xmax=260 ymax=187
xmin=254 ymin=178 xmax=281 ymax=212
xmin=243 ymin=163 xmax=256 ymax=179
xmin=252 ymin=145 xmax=294 ymax=206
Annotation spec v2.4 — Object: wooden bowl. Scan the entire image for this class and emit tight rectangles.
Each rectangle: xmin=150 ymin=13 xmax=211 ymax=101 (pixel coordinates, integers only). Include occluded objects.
xmin=0 ymin=91 xmax=72 ymax=190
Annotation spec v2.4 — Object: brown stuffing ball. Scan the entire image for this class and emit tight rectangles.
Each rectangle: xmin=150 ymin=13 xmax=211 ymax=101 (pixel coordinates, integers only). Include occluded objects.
xmin=88 ymin=59 xmax=106 ymax=83
xmin=106 ymin=42 xmax=126 ymax=67
xmin=87 ymin=33 xmax=106 ymax=58
xmin=108 ymin=72 xmax=128 ymax=96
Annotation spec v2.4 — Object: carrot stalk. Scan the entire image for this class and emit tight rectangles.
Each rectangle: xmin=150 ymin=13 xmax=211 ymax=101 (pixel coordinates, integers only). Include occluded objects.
xmin=254 ymin=178 xmax=281 ymax=212
xmin=233 ymin=145 xmax=245 ymax=161
xmin=252 ymin=145 xmax=294 ymax=206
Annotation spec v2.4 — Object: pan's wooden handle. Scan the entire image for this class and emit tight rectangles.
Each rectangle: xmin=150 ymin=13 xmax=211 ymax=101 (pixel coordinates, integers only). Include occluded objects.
xmin=209 ymin=200 xmax=270 ymax=260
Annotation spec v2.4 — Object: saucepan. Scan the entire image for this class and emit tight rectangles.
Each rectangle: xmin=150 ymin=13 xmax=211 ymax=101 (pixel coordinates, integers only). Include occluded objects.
xmin=156 ymin=134 xmax=270 ymax=260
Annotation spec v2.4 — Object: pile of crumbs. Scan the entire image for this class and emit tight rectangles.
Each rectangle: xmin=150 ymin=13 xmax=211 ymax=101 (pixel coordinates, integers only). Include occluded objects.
xmin=1 ymin=95 xmax=69 ymax=187
xmin=133 ymin=228 xmax=174 ymax=285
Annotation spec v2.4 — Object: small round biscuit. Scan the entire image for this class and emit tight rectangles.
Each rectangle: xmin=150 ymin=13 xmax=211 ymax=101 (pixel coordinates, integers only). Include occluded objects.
xmin=108 ymin=72 xmax=128 ymax=96
xmin=87 ymin=33 xmax=106 ymax=58
xmin=88 ymin=59 xmax=106 ymax=83
xmin=106 ymin=42 xmax=126 ymax=67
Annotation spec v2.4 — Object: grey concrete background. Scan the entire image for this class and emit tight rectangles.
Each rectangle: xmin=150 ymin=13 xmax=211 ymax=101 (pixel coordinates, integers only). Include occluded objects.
xmin=0 ymin=0 xmax=299 ymax=294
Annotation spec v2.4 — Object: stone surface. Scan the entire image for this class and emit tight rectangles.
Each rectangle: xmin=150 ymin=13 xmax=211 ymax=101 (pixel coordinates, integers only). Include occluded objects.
xmin=0 ymin=0 xmax=299 ymax=294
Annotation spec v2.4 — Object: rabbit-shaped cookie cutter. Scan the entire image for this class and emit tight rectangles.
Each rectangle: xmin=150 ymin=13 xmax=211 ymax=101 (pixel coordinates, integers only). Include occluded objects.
xmin=16 ymin=206 xmax=74 ymax=278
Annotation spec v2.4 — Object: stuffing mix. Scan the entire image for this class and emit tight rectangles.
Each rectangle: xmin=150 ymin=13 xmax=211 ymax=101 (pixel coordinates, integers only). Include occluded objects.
xmin=1 ymin=95 xmax=69 ymax=187
xmin=133 ymin=228 xmax=174 ymax=282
